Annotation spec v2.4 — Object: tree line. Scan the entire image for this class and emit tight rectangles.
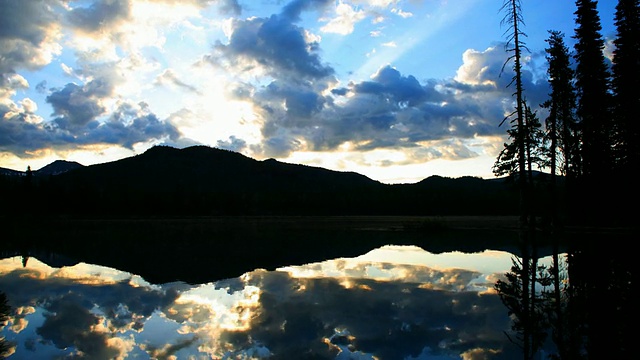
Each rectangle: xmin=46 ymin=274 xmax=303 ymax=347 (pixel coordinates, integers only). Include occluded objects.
xmin=494 ymin=0 xmax=639 ymax=228
xmin=493 ymin=1 xmax=636 ymax=359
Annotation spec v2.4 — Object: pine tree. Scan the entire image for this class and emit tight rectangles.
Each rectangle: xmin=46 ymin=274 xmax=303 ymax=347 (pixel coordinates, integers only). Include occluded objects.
xmin=611 ymin=0 xmax=640 ymax=172
xmin=542 ymin=30 xmax=580 ymax=228
xmin=573 ymin=0 xmax=613 ymax=180
xmin=495 ymin=2 xmax=537 ymax=359
xmin=543 ymin=31 xmax=580 ymax=181
xmin=497 ymin=0 xmax=531 ymax=228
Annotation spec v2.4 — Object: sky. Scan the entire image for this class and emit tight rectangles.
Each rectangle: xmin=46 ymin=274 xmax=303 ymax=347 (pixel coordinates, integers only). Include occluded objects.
xmin=0 ymin=246 xmax=558 ymax=359
xmin=0 ymin=0 xmax=618 ymax=184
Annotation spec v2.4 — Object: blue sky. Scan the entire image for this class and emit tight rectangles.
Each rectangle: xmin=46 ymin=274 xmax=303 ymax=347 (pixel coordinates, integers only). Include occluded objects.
xmin=0 ymin=0 xmax=618 ymax=183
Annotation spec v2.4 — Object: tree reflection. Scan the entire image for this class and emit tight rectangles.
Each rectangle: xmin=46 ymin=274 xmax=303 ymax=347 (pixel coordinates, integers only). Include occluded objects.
xmin=495 ymin=230 xmax=633 ymax=359
xmin=494 ymin=231 xmax=549 ymax=360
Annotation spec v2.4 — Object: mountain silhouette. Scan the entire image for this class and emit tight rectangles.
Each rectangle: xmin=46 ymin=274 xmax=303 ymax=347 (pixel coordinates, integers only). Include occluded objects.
xmin=1 ymin=145 xmax=525 ymax=216
xmin=35 ymin=160 xmax=84 ymax=176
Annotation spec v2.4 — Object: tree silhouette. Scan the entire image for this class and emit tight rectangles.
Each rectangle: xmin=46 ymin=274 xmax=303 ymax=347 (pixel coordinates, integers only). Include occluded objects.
xmin=612 ymin=0 xmax=640 ymax=171
xmin=497 ymin=0 xmax=531 ymax=229
xmin=573 ymin=0 xmax=613 ymax=181
xmin=542 ymin=30 xmax=579 ymax=227
xmin=611 ymin=0 xmax=640 ymax=221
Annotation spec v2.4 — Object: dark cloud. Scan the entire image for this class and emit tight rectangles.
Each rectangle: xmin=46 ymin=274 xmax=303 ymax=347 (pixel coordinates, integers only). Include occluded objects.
xmin=238 ymin=44 xmax=551 ymax=160
xmin=87 ymin=101 xmax=181 ymax=149
xmin=206 ymin=6 xmax=544 ymax=161
xmin=36 ymin=293 xmax=123 ymax=358
xmin=253 ymin=136 xmax=303 ymax=158
xmin=265 ymin=81 xmax=326 ymax=118
xmin=35 ymin=80 xmax=48 ymax=94
xmin=220 ymin=267 xmax=521 ymax=359
xmin=47 ymin=82 xmax=107 ymax=130
xmin=0 ymin=0 xmax=56 ymax=42
xmin=353 ymin=66 xmax=432 ymax=107
xmin=0 ymin=0 xmax=61 ymax=73
xmin=217 ymin=0 xmax=242 ymax=16
xmin=216 ymin=135 xmax=247 ymax=152
xmin=331 ymin=87 xmax=348 ymax=96
xmin=0 ymin=99 xmax=180 ymax=154
xmin=280 ymin=0 xmax=332 ymax=22
xmin=66 ymin=0 xmax=131 ymax=33
xmin=213 ymin=14 xmax=334 ymax=81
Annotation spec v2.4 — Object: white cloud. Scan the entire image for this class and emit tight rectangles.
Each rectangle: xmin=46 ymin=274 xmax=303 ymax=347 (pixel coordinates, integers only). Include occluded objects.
xmin=391 ymin=8 xmax=413 ymax=18
xmin=320 ymin=2 xmax=366 ymax=35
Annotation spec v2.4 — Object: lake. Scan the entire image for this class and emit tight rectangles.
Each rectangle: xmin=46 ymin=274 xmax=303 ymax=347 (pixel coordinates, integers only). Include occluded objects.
xmin=1 ymin=243 xmax=558 ymax=359
xmin=1 ymin=215 xmax=633 ymax=359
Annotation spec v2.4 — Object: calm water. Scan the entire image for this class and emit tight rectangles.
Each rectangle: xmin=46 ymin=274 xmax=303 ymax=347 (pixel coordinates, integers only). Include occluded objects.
xmin=0 ymin=245 xmax=556 ymax=359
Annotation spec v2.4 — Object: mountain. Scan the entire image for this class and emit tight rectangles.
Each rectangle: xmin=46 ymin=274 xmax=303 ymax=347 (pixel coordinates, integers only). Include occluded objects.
xmin=0 ymin=167 xmax=23 ymax=177
xmin=35 ymin=160 xmax=84 ymax=176
xmin=0 ymin=160 xmax=84 ymax=177
xmin=1 ymin=145 xmax=523 ymax=216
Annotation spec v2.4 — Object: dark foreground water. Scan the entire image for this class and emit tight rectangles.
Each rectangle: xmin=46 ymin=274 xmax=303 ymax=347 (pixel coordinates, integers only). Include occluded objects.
xmin=0 ymin=244 xmax=559 ymax=360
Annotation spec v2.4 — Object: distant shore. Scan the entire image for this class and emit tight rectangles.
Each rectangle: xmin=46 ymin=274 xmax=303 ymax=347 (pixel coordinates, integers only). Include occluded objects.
xmin=3 ymin=215 xmax=633 ymax=284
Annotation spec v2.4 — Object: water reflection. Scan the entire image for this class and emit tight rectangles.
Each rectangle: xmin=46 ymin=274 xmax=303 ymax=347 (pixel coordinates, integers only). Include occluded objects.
xmin=0 ymin=246 xmax=555 ymax=359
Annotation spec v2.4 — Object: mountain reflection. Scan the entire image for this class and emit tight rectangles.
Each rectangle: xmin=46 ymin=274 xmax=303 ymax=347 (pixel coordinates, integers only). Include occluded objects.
xmin=0 ymin=246 xmax=554 ymax=359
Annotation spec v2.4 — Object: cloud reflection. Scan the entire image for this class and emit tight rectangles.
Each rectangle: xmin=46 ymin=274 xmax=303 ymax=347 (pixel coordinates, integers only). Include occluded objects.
xmin=0 ymin=247 xmax=530 ymax=359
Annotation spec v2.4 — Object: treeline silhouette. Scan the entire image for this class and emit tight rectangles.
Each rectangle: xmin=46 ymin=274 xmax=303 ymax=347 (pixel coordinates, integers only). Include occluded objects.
xmin=1 ymin=145 xmax=530 ymax=217
xmin=491 ymin=1 xmax=636 ymax=359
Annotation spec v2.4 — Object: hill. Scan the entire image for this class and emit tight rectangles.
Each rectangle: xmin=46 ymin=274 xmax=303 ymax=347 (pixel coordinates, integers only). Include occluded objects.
xmin=1 ymin=145 xmax=522 ymax=216
xmin=35 ymin=160 xmax=84 ymax=176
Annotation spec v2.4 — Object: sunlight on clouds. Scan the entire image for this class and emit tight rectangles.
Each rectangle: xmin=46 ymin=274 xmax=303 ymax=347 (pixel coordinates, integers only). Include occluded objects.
xmin=363 ymin=0 xmax=398 ymax=8
xmin=0 ymin=73 xmax=29 ymax=99
xmin=126 ymin=1 xmax=205 ymax=51
xmin=320 ymin=2 xmax=366 ymax=35
xmin=278 ymin=247 xmax=501 ymax=293
xmin=0 ymin=257 xmax=54 ymax=278
xmin=281 ymin=138 xmax=500 ymax=183
xmin=177 ymin=284 xmax=261 ymax=332
xmin=304 ymin=29 xmax=322 ymax=46
xmin=131 ymin=1 xmax=201 ymax=25
xmin=170 ymin=84 xmax=262 ymax=147
xmin=52 ymin=262 xmax=138 ymax=286
xmin=69 ymin=34 xmax=120 ymax=62
xmin=455 ymin=47 xmax=500 ymax=86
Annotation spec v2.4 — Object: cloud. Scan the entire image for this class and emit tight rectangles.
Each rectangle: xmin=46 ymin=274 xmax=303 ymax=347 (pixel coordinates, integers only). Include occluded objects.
xmin=391 ymin=8 xmax=413 ymax=18
xmin=320 ymin=2 xmax=366 ymax=35
xmin=0 ymin=0 xmax=63 ymax=73
xmin=216 ymin=135 xmax=247 ymax=152
xmin=236 ymin=40 xmax=550 ymax=164
xmin=66 ymin=0 xmax=132 ymax=33
xmin=47 ymin=82 xmax=107 ymax=130
xmin=354 ymin=65 xmax=431 ymax=107
xmin=0 ymin=0 xmax=552 ymax=175
xmin=280 ymin=0 xmax=333 ymax=22
xmin=154 ymin=69 xmax=200 ymax=94
xmin=212 ymin=14 xmax=335 ymax=81
xmin=0 ymin=95 xmax=180 ymax=155
xmin=87 ymin=100 xmax=181 ymax=149
xmin=217 ymin=0 xmax=242 ymax=16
